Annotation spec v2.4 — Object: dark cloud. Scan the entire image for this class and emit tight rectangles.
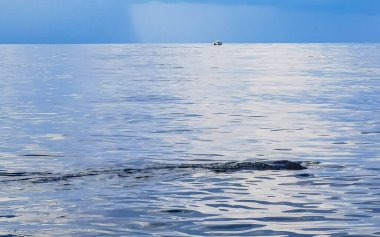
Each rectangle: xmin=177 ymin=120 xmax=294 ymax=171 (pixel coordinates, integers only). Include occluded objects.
xmin=131 ymin=0 xmax=380 ymax=15
xmin=0 ymin=0 xmax=134 ymax=43
xmin=0 ymin=0 xmax=379 ymax=43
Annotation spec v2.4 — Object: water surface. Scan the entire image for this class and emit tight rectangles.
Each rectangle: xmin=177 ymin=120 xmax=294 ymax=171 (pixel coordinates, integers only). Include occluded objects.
xmin=0 ymin=44 xmax=379 ymax=236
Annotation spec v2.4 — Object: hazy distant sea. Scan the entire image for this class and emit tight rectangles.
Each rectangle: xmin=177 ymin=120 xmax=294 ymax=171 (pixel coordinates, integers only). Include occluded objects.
xmin=0 ymin=44 xmax=379 ymax=236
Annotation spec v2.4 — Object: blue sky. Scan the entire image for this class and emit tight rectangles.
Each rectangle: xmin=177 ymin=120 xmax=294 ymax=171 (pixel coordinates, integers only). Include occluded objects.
xmin=0 ymin=0 xmax=379 ymax=43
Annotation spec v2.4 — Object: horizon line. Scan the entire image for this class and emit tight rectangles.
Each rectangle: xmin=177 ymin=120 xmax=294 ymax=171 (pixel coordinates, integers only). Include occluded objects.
xmin=1 ymin=42 xmax=380 ymax=45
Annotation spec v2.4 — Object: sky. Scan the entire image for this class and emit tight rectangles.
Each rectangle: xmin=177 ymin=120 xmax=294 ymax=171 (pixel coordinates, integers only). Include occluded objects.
xmin=0 ymin=0 xmax=379 ymax=43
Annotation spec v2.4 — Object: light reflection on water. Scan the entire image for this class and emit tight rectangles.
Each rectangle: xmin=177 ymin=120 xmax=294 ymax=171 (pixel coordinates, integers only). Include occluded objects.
xmin=0 ymin=44 xmax=380 ymax=236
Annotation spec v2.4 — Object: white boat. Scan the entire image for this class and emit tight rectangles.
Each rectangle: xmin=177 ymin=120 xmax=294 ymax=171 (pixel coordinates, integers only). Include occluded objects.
xmin=213 ymin=40 xmax=223 ymax=46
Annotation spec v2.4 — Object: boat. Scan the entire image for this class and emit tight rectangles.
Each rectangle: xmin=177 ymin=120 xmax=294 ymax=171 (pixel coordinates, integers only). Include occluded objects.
xmin=213 ymin=40 xmax=223 ymax=46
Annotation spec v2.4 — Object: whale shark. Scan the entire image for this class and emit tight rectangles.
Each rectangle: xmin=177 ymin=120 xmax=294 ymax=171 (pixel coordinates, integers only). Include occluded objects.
xmin=0 ymin=160 xmax=307 ymax=184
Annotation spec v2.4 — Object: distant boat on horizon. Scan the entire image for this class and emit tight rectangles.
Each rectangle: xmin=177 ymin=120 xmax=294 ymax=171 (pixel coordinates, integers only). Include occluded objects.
xmin=213 ymin=40 xmax=223 ymax=46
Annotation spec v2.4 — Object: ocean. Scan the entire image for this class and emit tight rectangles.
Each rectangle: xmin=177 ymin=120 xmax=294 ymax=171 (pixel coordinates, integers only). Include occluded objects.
xmin=0 ymin=44 xmax=379 ymax=236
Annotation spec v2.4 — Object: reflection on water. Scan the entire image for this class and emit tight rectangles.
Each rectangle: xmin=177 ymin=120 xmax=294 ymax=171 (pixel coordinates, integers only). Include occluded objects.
xmin=0 ymin=44 xmax=379 ymax=236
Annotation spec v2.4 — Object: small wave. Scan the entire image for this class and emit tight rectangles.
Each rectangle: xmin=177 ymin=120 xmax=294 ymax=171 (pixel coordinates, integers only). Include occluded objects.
xmin=0 ymin=160 xmax=307 ymax=184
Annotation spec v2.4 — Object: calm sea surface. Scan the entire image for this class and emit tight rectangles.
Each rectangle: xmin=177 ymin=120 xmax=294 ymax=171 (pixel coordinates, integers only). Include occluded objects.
xmin=0 ymin=44 xmax=379 ymax=236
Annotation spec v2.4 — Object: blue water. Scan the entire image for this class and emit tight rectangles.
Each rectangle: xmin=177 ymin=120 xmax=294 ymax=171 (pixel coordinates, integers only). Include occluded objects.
xmin=0 ymin=44 xmax=379 ymax=236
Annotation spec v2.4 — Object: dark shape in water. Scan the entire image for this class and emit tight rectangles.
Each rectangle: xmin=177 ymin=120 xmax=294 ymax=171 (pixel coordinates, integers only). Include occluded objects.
xmin=157 ymin=160 xmax=306 ymax=172
xmin=0 ymin=160 xmax=306 ymax=184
